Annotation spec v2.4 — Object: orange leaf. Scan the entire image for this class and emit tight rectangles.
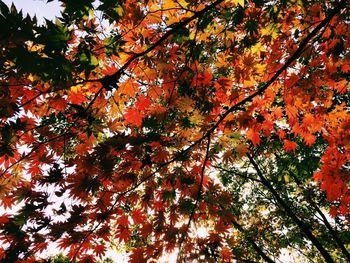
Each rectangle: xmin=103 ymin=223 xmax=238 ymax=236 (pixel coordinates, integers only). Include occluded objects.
xmin=124 ymin=108 xmax=143 ymax=127
xmin=247 ymin=129 xmax=260 ymax=146
xmin=135 ymin=96 xmax=152 ymax=111
xmin=221 ymin=247 xmax=233 ymax=262
xmin=283 ymin=140 xmax=297 ymax=152
xmin=303 ymin=133 xmax=316 ymax=146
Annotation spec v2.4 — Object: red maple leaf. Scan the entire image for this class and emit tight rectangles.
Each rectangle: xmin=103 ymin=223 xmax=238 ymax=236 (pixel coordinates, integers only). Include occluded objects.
xmin=124 ymin=108 xmax=143 ymax=127
xmin=117 ymin=214 xmax=129 ymax=227
xmin=283 ymin=139 xmax=297 ymax=152
xmin=0 ymin=215 xmax=9 ymax=224
xmin=94 ymin=244 xmax=106 ymax=258
xmin=135 ymin=96 xmax=152 ymax=111
xmin=116 ymin=225 xmax=131 ymax=243
xmin=129 ymin=248 xmax=145 ymax=263
xmin=132 ymin=209 xmax=146 ymax=224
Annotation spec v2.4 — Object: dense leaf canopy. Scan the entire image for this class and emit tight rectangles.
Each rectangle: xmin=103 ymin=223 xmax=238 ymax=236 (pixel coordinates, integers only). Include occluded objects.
xmin=0 ymin=0 xmax=350 ymax=262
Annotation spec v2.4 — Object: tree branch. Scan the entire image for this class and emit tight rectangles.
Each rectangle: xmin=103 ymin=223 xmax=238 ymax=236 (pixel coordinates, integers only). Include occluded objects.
xmin=247 ymin=154 xmax=335 ymax=263
xmin=184 ymin=0 xmax=348 ymax=151
xmin=218 ymin=203 xmax=275 ymax=263
xmin=213 ymin=165 xmax=263 ymax=183
xmin=288 ymin=169 xmax=350 ymax=261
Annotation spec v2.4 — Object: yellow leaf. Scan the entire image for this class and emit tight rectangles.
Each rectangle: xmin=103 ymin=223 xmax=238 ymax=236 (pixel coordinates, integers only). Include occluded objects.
xmin=284 ymin=174 xmax=290 ymax=184
xmin=255 ymin=63 xmax=266 ymax=75
xmin=178 ymin=0 xmax=189 ymax=8
xmin=30 ymin=44 xmax=45 ymax=52
xmin=236 ymin=0 xmax=245 ymax=7
xmin=118 ymin=52 xmax=132 ymax=64
xmin=261 ymin=23 xmax=279 ymax=40
xmin=225 ymin=0 xmax=245 ymax=7
xmin=189 ymin=110 xmax=203 ymax=125
xmin=71 ymin=84 xmax=82 ymax=94
xmin=163 ymin=0 xmax=177 ymax=9
xmin=189 ymin=31 xmax=196 ymax=40
xmin=250 ymin=42 xmax=267 ymax=56
xmin=27 ymin=74 xmax=35 ymax=82
xmin=243 ymin=77 xmax=257 ymax=87
xmin=115 ymin=6 xmax=124 ymax=17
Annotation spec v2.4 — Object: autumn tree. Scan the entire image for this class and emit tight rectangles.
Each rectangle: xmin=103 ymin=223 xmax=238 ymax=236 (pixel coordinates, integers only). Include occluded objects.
xmin=0 ymin=0 xmax=350 ymax=262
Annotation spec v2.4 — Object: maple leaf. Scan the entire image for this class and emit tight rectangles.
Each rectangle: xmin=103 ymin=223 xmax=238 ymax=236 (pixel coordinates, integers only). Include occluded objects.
xmin=124 ymin=108 xmax=143 ymax=127
xmin=68 ymin=92 xmax=87 ymax=104
xmin=283 ymin=140 xmax=297 ymax=152
xmin=117 ymin=214 xmax=129 ymax=227
xmin=94 ymin=244 xmax=106 ymax=258
xmin=214 ymin=220 xmax=231 ymax=234
xmin=341 ymin=62 xmax=350 ymax=73
xmin=246 ymin=129 xmax=260 ymax=147
xmin=338 ymin=205 xmax=348 ymax=215
xmin=1 ymin=0 xmax=350 ymax=261
xmin=334 ymin=80 xmax=348 ymax=94
xmin=221 ymin=247 xmax=233 ymax=262
xmin=303 ymin=133 xmax=316 ymax=146
xmin=129 ymin=248 xmax=145 ymax=263
xmin=35 ymin=242 xmax=48 ymax=254
xmin=1 ymin=196 xmax=13 ymax=210
xmin=115 ymin=225 xmax=131 ymax=243
xmin=151 ymin=149 xmax=170 ymax=163
xmin=132 ymin=209 xmax=146 ymax=224
xmin=0 ymin=249 xmax=5 ymax=261
xmin=0 ymin=215 xmax=9 ymax=224
xmin=139 ymin=222 xmax=153 ymax=237
xmin=329 ymin=205 xmax=338 ymax=218
xmin=135 ymin=96 xmax=152 ymax=111
xmin=113 ymin=173 xmax=137 ymax=192
xmin=285 ymin=105 xmax=298 ymax=124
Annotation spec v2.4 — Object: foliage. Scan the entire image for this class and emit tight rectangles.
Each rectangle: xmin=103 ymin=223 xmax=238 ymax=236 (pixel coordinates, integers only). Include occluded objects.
xmin=50 ymin=254 xmax=71 ymax=263
xmin=49 ymin=253 xmax=114 ymax=263
xmin=219 ymin=138 xmax=350 ymax=262
xmin=0 ymin=0 xmax=349 ymax=262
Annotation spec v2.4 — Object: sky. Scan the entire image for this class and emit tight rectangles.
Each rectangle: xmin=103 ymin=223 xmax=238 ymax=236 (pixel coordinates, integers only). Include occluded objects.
xmin=2 ymin=0 xmax=62 ymax=23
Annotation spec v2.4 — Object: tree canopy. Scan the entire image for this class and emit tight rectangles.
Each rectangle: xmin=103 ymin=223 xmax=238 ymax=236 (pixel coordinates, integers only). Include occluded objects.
xmin=0 ymin=0 xmax=350 ymax=262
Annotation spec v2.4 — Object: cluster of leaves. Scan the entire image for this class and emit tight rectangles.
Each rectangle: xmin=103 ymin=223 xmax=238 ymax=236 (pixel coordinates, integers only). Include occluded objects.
xmin=49 ymin=253 xmax=114 ymax=263
xmin=0 ymin=0 xmax=349 ymax=262
xmin=219 ymin=138 xmax=350 ymax=262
